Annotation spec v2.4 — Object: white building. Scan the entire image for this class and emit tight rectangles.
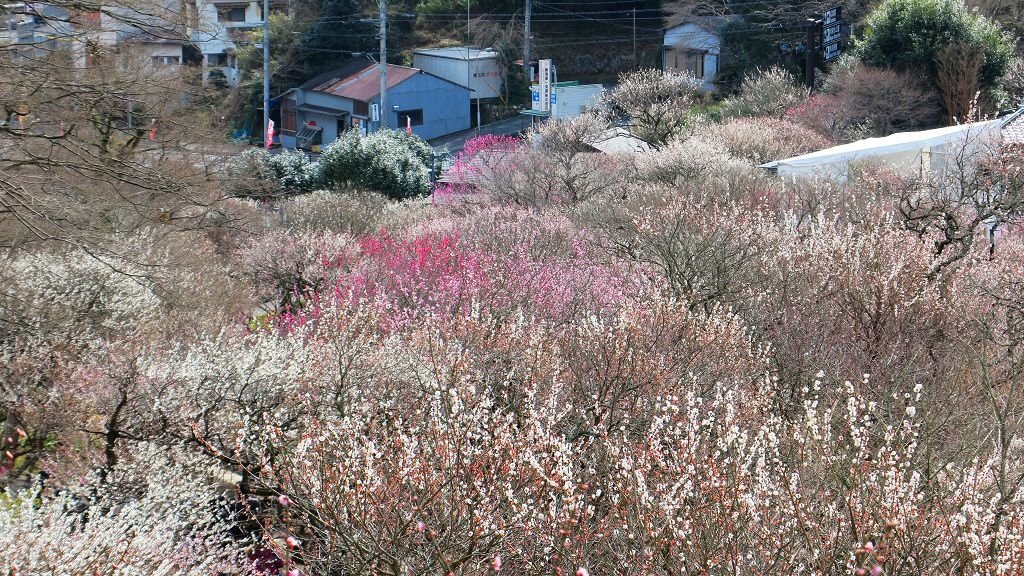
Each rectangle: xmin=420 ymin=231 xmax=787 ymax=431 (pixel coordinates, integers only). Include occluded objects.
xmin=89 ymin=0 xmax=189 ymax=72
xmin=662 ymin=17 xmax=732 ymax=91
xmin=550 ymin=82 xmax=603 ymax=119
xmin=0 ymin=3 xmax=72 ymax=56
xmin=412 ymin=46 xmax=503 ymax=100
xmin=189 ymin=0 xmax=281 ymax=86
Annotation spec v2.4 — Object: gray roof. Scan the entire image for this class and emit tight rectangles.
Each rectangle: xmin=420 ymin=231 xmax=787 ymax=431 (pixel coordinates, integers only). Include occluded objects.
xmin=663 ymin=15 xmax=739 ymax=33
xmin=298 ymin=56 xmax=376 ymax=91
xmin=412 ymin=46 xmax=498 ymax=61
xmin=1001 ymin=107 xmax=1024 ymax=146
xmin=587 ymin=128 xmax=651 ymax=154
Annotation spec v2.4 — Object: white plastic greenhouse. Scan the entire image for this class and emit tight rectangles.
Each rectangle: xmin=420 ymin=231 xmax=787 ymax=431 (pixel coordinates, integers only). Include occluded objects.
xmin=759 ymin=120 xmax=1002 ymax=181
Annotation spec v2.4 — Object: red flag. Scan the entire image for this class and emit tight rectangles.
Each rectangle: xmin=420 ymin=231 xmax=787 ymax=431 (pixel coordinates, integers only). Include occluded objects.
xmin=148 ymin=118 xmax=157 ymax=141
xmin=266 ymin=119 xmax=275 ymax=150
xmin=406 ymin=115 xmax=412 ymax=135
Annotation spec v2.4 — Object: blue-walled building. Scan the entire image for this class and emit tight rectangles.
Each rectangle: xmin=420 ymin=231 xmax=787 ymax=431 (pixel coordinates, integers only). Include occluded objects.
xmin=278 ymin=57 xmax=472 ymax=149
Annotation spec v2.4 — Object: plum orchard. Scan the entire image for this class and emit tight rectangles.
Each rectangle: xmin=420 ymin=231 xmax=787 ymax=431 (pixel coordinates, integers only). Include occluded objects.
xmin=4 ymin=112 xmax=1024 ymax=574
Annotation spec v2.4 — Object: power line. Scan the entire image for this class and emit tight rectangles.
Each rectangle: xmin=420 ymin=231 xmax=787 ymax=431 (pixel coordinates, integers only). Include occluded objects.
xmin=535 ymin=1 xmax=664 ymax=31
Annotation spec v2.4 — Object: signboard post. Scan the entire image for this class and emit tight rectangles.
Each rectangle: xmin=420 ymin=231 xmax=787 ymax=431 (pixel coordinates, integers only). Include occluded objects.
xmin=820 ymin=6 xmax=847 ymax=64
xmin=538 ymin=59 xmax=552 ymax=113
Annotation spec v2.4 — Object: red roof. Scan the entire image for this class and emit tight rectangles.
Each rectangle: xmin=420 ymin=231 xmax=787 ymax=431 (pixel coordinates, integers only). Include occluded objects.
xmin=313 ymin=64 xmax=421 ymax=102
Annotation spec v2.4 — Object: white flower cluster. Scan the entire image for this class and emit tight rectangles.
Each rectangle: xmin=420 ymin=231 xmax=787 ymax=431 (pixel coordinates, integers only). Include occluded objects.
xmin=1 ymin=248 xmax=164 ymax=342
xmin=0 ymin=446 xmax=250 ymax=575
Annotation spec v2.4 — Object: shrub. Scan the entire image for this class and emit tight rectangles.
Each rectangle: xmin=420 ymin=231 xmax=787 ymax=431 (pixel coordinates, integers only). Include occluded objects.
xmin=278 ymin=189 xmax=394 ymax=235
xmin=721 ymin=66 xmax=807 ymax=119
xmin=224 ymin=148 xmax=284 ymax=198
xmin=1002 ymin=57 xmax=1024 ymax=106
xmin=224 ymin=148 xmax=319 ymax=197
xmin=0 ymin=449 xmax=252 ymax=575
xmin=318 ymin=129 xmax=432 ymax=199
xmin=265 ymin=149 xmax=320 ymax=192
xmin=237 ymin=229 xmax=354 ymax=311
xmin=799 ymin=64 xmax=943 ymax=137
xmin=433 ymin=134 xmax=524 ymax=202
xmin=784 ymin=93 xmax=856 ymax=141
xmin=703 ymin=117 xmax=833 ymax=165
xmin=0 ymin=248 xmax=164 ymax=343
xmin=632 ymin=136 xmax=747 ymax=185
xmin=857 ymin=0 xmax=1016 ymax=91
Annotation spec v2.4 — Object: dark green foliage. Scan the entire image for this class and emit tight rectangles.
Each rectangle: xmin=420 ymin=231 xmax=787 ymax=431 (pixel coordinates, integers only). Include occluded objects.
xmin=857 ymin=0 xmax=1016 ymax=89
xmin=294 ymin=0 xmax=376 ymax=78
xmin=317 ymin=130 xmax=432 ymax=199
xmin=715 ymin=3 xmax=815 ymax=91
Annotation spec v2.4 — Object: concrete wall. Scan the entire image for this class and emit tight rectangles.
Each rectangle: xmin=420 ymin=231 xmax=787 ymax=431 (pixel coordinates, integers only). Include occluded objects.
xmin=664 ymin=22 xmax=720 ymax=91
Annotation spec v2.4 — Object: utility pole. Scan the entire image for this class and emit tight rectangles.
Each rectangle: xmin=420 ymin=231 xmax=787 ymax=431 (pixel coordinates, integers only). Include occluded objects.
xmin=379 ymin=0 xmax=387 ymax=131
xmin=523 ymin=0 xmax=531 ymax=86
xmin=262 ymin=0 xmax=270 ymax=144
xmin=804 ymin=18 xmax=817 ymax=90
xmin=467 ymin=1 xmax=480 ymax=131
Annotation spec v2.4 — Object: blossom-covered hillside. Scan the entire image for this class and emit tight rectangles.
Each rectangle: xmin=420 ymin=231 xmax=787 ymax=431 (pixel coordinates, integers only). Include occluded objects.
xmin=3 ymin=64 xmax=1024 ymax=575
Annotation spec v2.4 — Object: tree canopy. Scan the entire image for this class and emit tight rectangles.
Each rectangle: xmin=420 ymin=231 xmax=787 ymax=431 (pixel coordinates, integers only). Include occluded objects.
xmin=857 ymin=0 xmax=1016 ymax=90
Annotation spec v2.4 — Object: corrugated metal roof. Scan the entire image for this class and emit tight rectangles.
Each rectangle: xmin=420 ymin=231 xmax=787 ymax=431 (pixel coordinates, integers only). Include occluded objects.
xmin=313 ymin=64 xmax=420 ymax=102
xmin=296 ymin=103 xmax=348 ymax=116
xmin=412 ymin=46 xmax=498 ymax=61
xmin=298 ymin=56 xmax=375 ymax=91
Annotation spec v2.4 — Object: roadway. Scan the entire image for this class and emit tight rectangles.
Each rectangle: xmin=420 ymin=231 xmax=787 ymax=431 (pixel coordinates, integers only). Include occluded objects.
xmin=429 ymin=115 xmax=534 ymax=154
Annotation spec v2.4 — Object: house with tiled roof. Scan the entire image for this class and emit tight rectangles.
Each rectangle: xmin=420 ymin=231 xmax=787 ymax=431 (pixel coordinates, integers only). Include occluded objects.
xmin=276 ymin=56 xmax=471 ymax=150
xmin=1001 ymin=107 xmax=1024 ymax=150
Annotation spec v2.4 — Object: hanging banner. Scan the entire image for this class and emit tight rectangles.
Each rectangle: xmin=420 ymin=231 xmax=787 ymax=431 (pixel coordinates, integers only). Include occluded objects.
xmin=266 ymin=119 xmax=275 ymax=149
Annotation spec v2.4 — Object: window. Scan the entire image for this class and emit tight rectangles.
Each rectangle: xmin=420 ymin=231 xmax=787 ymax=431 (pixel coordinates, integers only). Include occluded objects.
xmin=152 ymin=55 xmax=181 ymax=66
xmin=207 ymin=52 xmax=226 ymax=66
xmin=281 ymin=98 xmax=296 ymax=134
xmin=218 ymin=6 xmax=246 ymax=22
xmin=664 ymin=48 xmax=706 ymax=80
xmin=255 ymin=1 xmax=286 ymax=16
xmin=684 ymin=52 xmax=705 ymax=79
xmin=397 ymin=109 xmax=423 ymax=127
xmin=353 ymin=100 xmax=369 ymax=117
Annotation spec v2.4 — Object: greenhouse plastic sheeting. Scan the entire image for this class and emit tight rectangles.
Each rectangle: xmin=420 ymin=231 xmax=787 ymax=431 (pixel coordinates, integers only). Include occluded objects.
xmin=759 ymin=120 xmax=1001 ymax=181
